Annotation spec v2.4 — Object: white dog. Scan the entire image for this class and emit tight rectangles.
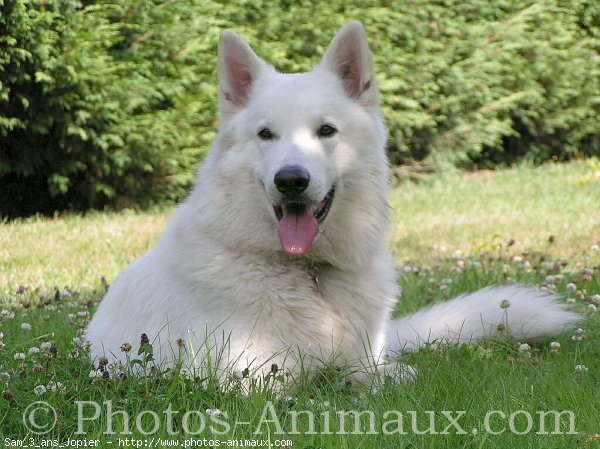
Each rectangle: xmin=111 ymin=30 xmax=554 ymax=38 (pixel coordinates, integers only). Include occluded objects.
xmin=86 ymin=22 xmax=578 ymax=383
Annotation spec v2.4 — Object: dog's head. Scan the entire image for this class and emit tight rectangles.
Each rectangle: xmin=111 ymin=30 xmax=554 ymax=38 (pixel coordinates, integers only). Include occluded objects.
xmin=200 ymin=22 xmax=389 ymax=267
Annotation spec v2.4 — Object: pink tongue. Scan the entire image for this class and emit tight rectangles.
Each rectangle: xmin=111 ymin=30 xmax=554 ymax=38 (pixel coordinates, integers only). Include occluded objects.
xmin=278 ymin=209 xmax=318 ymax=255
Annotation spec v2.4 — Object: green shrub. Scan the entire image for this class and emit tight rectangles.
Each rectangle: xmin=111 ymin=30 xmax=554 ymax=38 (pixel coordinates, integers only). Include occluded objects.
xmin=1 ymin=0 xmax=598 ymax=216
xmin=0 ymin=0 xmax=216 ymax=216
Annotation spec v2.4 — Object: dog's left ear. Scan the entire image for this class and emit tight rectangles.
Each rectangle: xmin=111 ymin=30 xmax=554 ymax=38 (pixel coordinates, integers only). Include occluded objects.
xmin=321 ymin=21 xmax=377 ymax=106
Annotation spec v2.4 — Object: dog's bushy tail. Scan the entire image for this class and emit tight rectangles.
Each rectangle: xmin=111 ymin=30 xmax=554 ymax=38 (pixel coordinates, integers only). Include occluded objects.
xmin=386 ymin=285 xmax=580 ymax=352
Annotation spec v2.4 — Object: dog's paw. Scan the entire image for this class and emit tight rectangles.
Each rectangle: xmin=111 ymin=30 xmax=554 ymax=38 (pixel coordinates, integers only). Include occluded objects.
xmin=377 ymin=362 xmax=418 ymax=384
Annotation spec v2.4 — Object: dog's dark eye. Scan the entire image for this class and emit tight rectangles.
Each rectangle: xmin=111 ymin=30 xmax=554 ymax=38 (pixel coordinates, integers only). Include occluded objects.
xmin=258 ymin=128 xmax=274 ymax=140
xmin=317 ymin=124 xmax=337 ymax=138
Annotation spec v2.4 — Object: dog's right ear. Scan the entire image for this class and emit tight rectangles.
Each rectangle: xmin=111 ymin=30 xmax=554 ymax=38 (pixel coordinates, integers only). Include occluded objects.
xmin=218 ymin=31 xmax=265 ymax=116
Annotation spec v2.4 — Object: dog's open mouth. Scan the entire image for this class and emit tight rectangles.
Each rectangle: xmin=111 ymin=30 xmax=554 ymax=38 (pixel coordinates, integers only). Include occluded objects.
xmin=273 ymin=187 xmax=335 ymax=255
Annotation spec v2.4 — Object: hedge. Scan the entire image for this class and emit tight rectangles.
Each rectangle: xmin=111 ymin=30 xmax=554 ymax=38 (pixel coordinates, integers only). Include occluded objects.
xmin=1 ymin=0 xmax=598 ymax=216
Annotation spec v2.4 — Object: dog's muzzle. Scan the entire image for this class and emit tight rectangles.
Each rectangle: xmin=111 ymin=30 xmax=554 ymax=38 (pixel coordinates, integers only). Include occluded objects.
xmin=272 ymin=167 xmax=335 ymax=255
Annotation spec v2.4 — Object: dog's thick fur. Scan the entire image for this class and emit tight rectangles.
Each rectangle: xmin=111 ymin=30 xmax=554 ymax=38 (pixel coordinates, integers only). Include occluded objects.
xmin=86 ymin=22 xmax=578 ymax=382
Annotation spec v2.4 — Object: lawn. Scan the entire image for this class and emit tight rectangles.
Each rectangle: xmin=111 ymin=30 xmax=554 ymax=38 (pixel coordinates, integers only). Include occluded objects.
xmin=0 ymin=161 xmax=599 ymax=448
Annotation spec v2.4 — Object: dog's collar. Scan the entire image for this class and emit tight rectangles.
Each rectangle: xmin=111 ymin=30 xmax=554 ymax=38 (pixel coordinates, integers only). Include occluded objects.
xmin=307 ymin=260 xmax=320 ymax=292
xmin=307 ymin=260 xmax=334 ymax=293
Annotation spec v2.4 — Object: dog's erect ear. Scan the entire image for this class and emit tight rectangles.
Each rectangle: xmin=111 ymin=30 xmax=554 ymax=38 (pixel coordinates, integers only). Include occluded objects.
xmin=321 ymin=21 xmax=376 ymax=105
xmin=218 ymin=30 xmax=265 ymax=116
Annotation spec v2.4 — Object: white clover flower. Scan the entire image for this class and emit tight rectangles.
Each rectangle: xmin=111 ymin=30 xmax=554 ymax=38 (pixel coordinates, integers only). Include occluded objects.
xmin=513 ymin=256 xmax=523 ymax=262
xmin=0 ymin=372 xmax=10 ymax=383
xmin=72 ymin=336 xmax=83 ymax=346
xmin=572 ymin=328 xmax=586 ymax=341
xmin=47 ymin=381 xmax=64 ymax=393
xmin=20 ymin=323 xmax=32 ymax=331
xmin=587 ymin=304 xmax=597 ymax=314
xmin=60 ymin=288 xmax=71 ymax=298
xmin=88 ymin=369 xmax=103 ymax=378
xmin=77 ymin=311 xmax=89 ymax=318
xmin=500 ymin=299 xmax=511 ymax=309
xmin=519 ymin=343 xmax=531 ymax=352
xmin=40 ymin=342 xmax=52 ymax=351
xmin=549 ymin=341 xmax=561 ymax=349
xmin=442 ymin=278 xmax=453 ymax=285
xmin=591 ymin=244 xmax=599 ymax=252
xmin=545 ymin=275 xmax=556 ymax=284
xmin=38 ymin=290 xmax=50 ymax=300
xmin=431 ymin=338 xmax=451 ymax=350
xmin=14 ymin=353 xmax=25 ymax=360
xmin=452 ymin=250 xmax=463 ymax=259
xmin=68 ymin=314 xmax=76 ymax=320
xmin=46 ymin=304 xmax=56 ymax=311
xmin=33 ymin=385 xmax=47 ymax=395
xmin=0 ymin=309 xmax=15 ymax=320
xmin=28 ymin=347 xmax=40 ymax=355
xmin=179 ymin=368 xmax=194 ymax=380
xmin=566 ymin=298 xmax=576 ymax=305
xmin=566 ymin=283 xmax=577 ymax=293
xmin=575 ymin=365 xmax=589 ymax=373
xmin=591 ymin=294 xmax=600 ymax=305
xmin=107 ymin=362 xmax=126 ymax=379
xmin=206 ymin=408 xmax=223 ymax=417
xmin=0 ymin=332 xmax=3 ymax=339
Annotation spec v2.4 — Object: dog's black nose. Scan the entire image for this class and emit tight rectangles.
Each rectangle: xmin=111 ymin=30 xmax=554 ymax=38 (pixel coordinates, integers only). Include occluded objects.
xmin=274 ymin=166 xmax=310 ymax=196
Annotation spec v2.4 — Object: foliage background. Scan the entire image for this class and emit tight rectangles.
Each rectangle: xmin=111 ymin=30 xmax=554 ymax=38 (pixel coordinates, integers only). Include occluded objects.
xmin=1 ymin=0 xmax=598 ymax=216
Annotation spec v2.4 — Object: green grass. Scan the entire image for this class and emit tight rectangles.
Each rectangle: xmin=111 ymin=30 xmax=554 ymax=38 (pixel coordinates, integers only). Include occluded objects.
xmin=389 ymin=160 xmax=600 ymax=262
xmin=1 ymin=161 xmax=599 ymax=448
